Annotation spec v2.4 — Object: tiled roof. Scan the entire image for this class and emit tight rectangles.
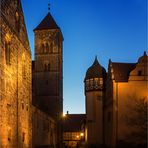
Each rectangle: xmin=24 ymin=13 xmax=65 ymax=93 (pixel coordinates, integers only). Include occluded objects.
xmin=34 ymin=12 xmax=59 ymax=31
xmin=85 ymin=57 xmax=106 ymax=80
xmin=63 ymin=114 xmax=86 ymax=132
xmin=111 ymin=62 xmax=136 ymax=82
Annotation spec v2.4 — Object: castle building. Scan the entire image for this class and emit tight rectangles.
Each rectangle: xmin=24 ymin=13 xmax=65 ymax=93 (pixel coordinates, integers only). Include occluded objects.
xmin=32 ymin=11 xmax=64 ymax=147
xmin=104 ymin=52 xmax=148 ymax=147
xmin=0 ymin=0 xmax=32 ymax=147
xmin=63 ymin=113 xmax=86 ymax=147
xmin=84 ymin=57 xmax=106 ymax=147
xmin=84 ymin=52 xmax=147 ymax=147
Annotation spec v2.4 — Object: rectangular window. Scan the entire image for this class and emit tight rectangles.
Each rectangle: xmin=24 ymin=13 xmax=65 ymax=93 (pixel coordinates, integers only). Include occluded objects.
xmin=22 ymin=132 xmax=25 ymax=142
xmin=5 ymin=42 xmax=11 ymax=65
xmin=138 ymin=70 xmax=142 ymax=76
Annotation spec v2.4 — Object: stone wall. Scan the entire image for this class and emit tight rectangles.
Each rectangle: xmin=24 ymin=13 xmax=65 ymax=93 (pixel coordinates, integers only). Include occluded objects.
xmin=32 ymin=106 xmax=56 ymax=148
xmin=0 ymin=0 xmax=32 ymax=147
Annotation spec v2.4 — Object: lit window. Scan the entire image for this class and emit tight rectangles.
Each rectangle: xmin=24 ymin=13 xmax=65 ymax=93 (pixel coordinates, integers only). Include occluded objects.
xmin=90 ymin=79 xmax=93 ymax=89
xmin=99 ymin=78 xmax=103 ymax=85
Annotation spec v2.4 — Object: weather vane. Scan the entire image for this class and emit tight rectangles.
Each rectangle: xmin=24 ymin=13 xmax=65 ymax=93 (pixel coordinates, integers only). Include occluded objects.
xmin=48 ymin=3 xmax=50 ymax=11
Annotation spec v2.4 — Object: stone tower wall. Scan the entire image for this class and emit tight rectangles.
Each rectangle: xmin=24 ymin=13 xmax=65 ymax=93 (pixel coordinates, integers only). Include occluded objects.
xmin=34 ymin=29 xmax=63 ymax=120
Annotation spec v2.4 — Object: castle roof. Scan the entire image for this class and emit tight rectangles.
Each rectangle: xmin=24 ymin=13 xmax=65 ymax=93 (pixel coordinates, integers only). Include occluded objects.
xmin=138 ymin=51 xmax=148 ymax=63
xmin=111 ymin=62 xmax=136 ymax=82
xmin=63 ymin=114 xmax=86 ymax=132
xmin=34 ymin=12 xmax=60 ymax=31
xmin=85 ymin=57 xmax=106 ymax=80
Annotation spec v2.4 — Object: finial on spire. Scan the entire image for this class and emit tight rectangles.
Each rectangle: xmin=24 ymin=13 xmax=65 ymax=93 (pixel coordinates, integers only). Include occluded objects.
xmin=93 ymin=55 xmax=99 ymax=65
xmin=144 ymin=51 xmax=147 ymax=56
xmin=48 ymin=3 xmax=50 ymax=11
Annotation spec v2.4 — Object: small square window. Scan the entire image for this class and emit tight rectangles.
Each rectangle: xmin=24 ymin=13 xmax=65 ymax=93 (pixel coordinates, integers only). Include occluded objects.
xmin=138 ymin=70 xmax=142 ymax=76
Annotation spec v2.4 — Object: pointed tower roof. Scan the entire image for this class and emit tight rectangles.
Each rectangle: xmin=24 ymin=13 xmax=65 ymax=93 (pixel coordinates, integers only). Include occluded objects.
xmin=34 ymin=12 xmax=60 ymax=31
xmin=85 ymin=56 xmax=106 ymax=80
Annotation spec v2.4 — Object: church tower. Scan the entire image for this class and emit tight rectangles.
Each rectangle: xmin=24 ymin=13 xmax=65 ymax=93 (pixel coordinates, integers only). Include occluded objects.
xmin=33 ymin=10 xmax=63 ymax=146
xmin=84 ymin=57 xmax=106 ymax=147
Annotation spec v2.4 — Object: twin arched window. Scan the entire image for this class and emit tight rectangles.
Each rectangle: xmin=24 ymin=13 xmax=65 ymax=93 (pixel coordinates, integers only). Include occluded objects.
xmin=41 ymin=43 xmax=53 ymax=54
xmin=44 ymin=63 xmax=50 ymax=71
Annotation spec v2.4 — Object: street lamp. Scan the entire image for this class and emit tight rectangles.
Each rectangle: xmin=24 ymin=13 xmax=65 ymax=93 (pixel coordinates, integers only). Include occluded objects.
xmin=80 ymin=132 xmax=84 ymax=137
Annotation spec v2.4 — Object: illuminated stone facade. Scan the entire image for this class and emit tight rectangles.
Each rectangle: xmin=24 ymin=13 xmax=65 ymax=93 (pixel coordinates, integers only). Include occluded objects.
xmin=84 ymin=52 xmax=148 ymax=147
xmin=32 ymin=106 xmax=56 ymax=148
xmin=0 ymin=0 xmax=32 ymax=147
xmin=104 ymin=52 xmax=148 ymax=147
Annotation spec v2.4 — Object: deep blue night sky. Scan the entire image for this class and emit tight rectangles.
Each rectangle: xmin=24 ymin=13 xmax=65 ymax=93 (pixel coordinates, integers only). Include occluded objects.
xmin=21 ymin=0 xmax=147 ymax=113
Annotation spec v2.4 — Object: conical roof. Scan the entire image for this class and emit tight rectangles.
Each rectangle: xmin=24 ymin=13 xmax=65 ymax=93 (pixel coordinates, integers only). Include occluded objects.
xmin=85 ymin=57 xmax=106 ymax=80
xmin=138 ymin=51 xmax=148 ymax=63
xmin=34 ymin=12 xmax=60 ymax=31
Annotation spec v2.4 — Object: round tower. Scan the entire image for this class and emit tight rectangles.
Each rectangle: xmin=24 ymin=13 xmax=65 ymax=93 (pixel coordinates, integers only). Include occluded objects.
xmin=84 ymin=56 xmax=106 ymax=147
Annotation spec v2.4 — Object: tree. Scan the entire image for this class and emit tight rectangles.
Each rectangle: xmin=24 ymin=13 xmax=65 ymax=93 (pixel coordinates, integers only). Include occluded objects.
xmin=123 ymin=96 xmax=147 ymax=147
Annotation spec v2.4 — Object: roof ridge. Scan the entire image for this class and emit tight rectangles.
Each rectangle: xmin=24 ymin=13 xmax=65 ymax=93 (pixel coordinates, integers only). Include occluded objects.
xmin=34 ymin=12 xmax=59 ymax=31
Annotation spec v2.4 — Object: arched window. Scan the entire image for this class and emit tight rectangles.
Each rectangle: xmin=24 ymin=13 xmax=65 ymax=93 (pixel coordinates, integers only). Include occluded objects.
xmin=50 ymin=43 xmax=53 ymax=53
xmin=46 ymin=43 xmax=49 ymax=53
xmin=42 ymin=44 xmax=45 ymax=54
xmin=5 ymin=42 xmax=11 ymax=65
xmin=15 ymin=11 xmax=20 ymax=32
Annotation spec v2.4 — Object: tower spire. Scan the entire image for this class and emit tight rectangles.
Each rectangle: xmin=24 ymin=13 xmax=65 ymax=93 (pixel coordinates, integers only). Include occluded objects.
xmin=48 ymin=3 xmax=50 ymax=12
xmin=93 ymin=55 xmax=99 ymax=66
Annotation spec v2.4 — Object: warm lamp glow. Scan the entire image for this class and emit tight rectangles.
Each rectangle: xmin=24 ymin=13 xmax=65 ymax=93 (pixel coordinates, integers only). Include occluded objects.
xmin=80 ymin=132 xmax=84 ymax=137
xmin=76 ymin=135 xmax=79 ymax=138
xmin=63 ymin=113 xmax=66 ymax=117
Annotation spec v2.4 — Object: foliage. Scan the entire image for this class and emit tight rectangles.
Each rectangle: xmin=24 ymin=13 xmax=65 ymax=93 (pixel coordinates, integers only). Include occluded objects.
xmin=124 ymin=96 xmax=147 ymax=146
